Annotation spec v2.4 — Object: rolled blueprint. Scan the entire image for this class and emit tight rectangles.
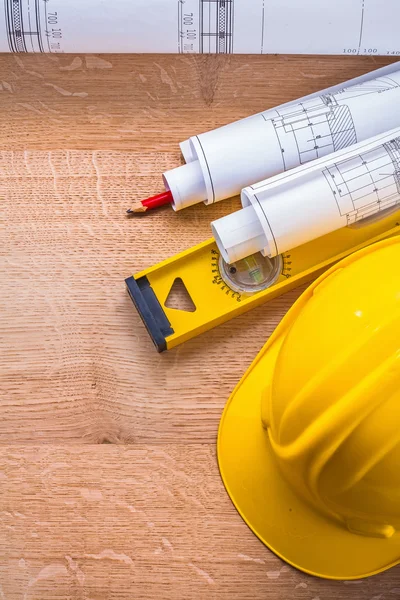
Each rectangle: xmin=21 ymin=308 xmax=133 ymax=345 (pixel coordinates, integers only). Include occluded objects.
xmin=2 ymin=0 xmax=400 ymax=55
xmin=165 ymin=62 xmax=400 ymax=210
xmin=212 ymin=128 xmax=400 ymax=262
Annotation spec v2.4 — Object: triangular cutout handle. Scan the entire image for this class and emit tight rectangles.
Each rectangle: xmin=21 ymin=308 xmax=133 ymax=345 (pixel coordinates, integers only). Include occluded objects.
xmin=164 ymin=278 xmax=196 ymax=312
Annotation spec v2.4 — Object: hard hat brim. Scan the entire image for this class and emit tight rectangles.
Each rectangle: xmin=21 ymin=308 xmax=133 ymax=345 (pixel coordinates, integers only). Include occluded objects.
xmin=218 ymin=237 xmax=400 ymax=580
xmin=218 ymin=343 xmax=400 ymax=579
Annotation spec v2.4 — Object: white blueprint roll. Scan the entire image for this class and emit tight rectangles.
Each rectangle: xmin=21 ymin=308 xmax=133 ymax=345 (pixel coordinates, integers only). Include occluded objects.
xmin=212 ymin=127 xmax=400 ymax=262
xmin=182 ymin=63 xmax=400 ymax=208
xmin=2 ymin=0 xmax=400 ymax=55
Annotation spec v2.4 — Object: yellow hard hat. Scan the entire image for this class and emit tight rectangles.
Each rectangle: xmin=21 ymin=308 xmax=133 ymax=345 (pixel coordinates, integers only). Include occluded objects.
xmin=218 ymin=235 xmax=400 ymax=580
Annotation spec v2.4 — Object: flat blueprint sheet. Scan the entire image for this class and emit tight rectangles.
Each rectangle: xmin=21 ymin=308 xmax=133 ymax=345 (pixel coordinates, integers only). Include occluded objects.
xmin=2 ymin=0 xmax=399 ymax=55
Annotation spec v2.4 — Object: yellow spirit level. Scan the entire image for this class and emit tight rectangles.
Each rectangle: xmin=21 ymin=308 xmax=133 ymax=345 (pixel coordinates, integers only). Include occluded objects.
xmin=126 ymin=213 xmax=400 ymax=352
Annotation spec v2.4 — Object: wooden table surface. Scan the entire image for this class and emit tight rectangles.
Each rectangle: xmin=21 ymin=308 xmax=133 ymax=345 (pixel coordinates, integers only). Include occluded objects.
xmin=1 ymin=52 xmax=400 ymax=599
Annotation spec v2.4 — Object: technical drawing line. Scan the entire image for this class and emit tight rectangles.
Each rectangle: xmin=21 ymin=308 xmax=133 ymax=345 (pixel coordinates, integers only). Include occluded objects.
xmin=357 ymin=0 xmax=365 ymax=54
xmin=250 ymin=129 xmax=400 ymax=192
xmin=382 ymin=77 xmax=400 ymax=88
xmin=262 ymin=112 xmax=287 ymax=171
xmin=199 ymin=0 xmax=234 ymax=54
xmin=268 ymin=95 xmax=357 ymax=170
xmin=178 ymin=0 xmax=234 ymax=53
xmin=347 ymin=77 xmax=400 ymax=92
xmin=261 ymin=0 xmax=265 ymax=54
xmin=256 ymin=70 xmax=400 ymax=181
xmin=323 ymin=136 xmax=400 ymax=224
xmin=196 ymin=135 xmax=216 ymax=203
xmin=35 ymin=0 xmax=42 ymax=51
xmin=5 ymin=0 xmax=25 ymax=52
xmin=26 ymin=0 xmax=33 ymax=51
xmin=254 ymin=193 xmax=278 ymax=256
xmin=5 ymin=0 xmax=44 ymax=52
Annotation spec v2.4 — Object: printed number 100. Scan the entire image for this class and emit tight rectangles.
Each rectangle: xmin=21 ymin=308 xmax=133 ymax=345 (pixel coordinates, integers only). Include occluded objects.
xmin=343 ymin=48 xmax=377 ymax=54
xmin=183 ymin=12 xmax=196 ymax=39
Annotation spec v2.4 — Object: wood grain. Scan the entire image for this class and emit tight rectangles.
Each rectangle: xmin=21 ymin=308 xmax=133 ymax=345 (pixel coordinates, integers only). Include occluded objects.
xmin=0 ymin=54 xmax=396 ymax=151
xmin=1 ymin=52 xmax=399 ymax=596
xmin=0 ymin=148 xmax=304 ymax=445
xmin=1 ymin=446 xmax=400 ymax=600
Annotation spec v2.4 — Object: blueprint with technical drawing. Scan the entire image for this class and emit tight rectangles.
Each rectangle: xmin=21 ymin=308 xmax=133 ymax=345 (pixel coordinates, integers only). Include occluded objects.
xmin=258 ymin=72 xmax=400 ymax=173
xmin=187 ymin=63 xmax=400 ymax=207
xmin=244 ymin=128 xmax=400 ymax=256
xmin=1 ymin=0 xmax=400 ymax=55
xmin=323 ymin=138 xmax=400 ymax=224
